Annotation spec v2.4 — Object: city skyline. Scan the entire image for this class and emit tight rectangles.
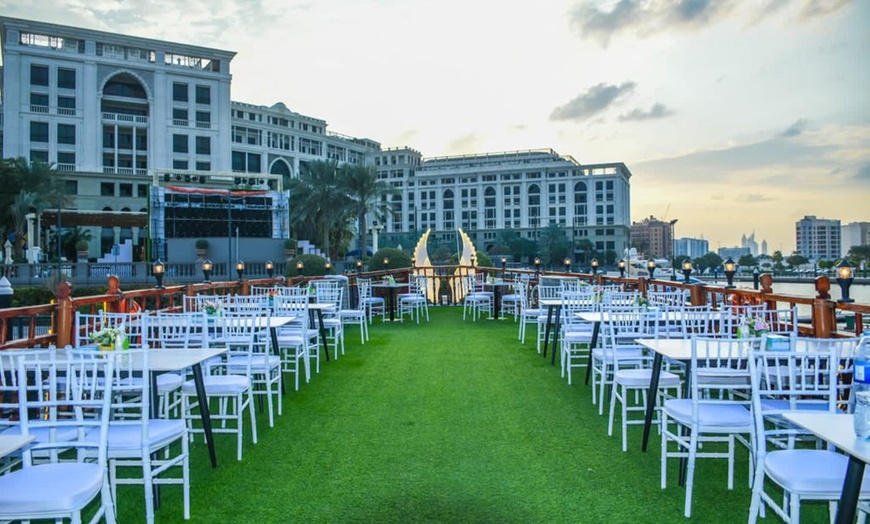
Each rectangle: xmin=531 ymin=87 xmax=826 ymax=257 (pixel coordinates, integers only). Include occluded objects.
xmin=0 ymin=0 xmax=867 ymax=253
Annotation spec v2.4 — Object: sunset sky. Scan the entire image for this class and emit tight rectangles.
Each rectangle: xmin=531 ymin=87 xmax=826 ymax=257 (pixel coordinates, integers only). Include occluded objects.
xmin=2 ymin=0 xmax=867 ymax=253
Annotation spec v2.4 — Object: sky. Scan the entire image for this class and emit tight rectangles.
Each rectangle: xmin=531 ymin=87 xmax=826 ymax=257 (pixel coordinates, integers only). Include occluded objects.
xmin=1 ymin=0 xmax=868 ymax=254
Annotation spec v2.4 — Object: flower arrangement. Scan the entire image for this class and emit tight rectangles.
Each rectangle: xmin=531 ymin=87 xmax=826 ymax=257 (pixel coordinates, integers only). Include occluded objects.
xmin=738 ymin=315 xmax=769 ymax=338
xmin=88 ymin=324 xmax=127 ymax=349
xmin=201 ymin=299 xmax=223 ymax=315
xmin=634 ymin=295 xmax=649 ymax=307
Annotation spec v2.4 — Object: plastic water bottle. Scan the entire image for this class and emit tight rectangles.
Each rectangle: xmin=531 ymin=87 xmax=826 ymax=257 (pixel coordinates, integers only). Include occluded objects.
xmin=853 ymin=341 xmax=870 ymax=439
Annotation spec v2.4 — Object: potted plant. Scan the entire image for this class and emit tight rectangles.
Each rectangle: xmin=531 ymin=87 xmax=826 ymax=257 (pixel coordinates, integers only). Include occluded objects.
xmin=195 ymin=238 xmax=209 ymax=259
xmin=284 ymin=238 xmax=297 ymax=259
xmin=75 ymin=239 xmax=89 ymax=261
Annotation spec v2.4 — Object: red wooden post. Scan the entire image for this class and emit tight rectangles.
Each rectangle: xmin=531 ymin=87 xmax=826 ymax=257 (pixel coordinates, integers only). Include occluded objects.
xmin=812 ymin=298 xmax=835 ymax=338
xmin=55 ymin=281 xmax=73 ymax=348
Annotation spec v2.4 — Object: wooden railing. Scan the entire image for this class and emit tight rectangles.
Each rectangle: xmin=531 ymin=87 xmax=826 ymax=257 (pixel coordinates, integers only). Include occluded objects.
xmin=1 ymin=269 xmax=866 ymax=350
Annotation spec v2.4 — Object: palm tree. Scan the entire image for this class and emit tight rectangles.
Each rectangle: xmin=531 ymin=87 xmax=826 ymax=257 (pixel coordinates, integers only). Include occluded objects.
xmin=341 ymin=164 xmax=394 ymax=259
xmin=2 ymin=159 xmax=67 ymax=261
xmin=288 ymin=160 xmax=352 ymax=259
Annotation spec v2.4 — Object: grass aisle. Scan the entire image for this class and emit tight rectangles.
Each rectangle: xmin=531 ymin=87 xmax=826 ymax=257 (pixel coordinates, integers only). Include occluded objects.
xmin=123 ymin=307 xmax=827 ymax=523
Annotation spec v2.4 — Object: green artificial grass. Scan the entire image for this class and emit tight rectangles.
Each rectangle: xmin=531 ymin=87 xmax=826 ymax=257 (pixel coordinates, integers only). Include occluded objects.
xmin=112 ymin=307 xmax=829 ymax=523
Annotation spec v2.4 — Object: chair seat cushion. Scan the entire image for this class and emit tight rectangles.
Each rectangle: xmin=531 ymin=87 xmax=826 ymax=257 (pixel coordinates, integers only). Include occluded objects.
xmin=87 ymin=419 xmax=186 ymax=452
xmin=156 ymin=373 xmax=183 ymax=392
xmin=1 ymin=424 xmax=78 ymax=443
xmin=614 ymin=369 xmax=681 ymax=388
xmin=0 ymin=462 xmax=103 ymax=515
xmin=765 ymin=449 xmax=870 ymax=495
xmin=227 ymin=354 xmax=281 ymax=371
xmin=182 ymin=375 xmax=250 ymax=394
xmin=663 ymin=399 xmax=751 ymax=428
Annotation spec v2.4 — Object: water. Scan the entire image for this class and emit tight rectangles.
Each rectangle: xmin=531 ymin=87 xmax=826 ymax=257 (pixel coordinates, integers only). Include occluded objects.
xmin=730 ymin=280 xmax=868 ymax=322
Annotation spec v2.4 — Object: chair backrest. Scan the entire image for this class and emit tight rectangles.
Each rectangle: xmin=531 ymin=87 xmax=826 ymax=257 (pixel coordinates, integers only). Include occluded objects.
xmin=151 ymin=311 xmax=209 ymax=349
xmin=758 ymin=307 xmax=799 ymax=336
xmin=749 ymin=342 xmax=840 ymax=459
xmin=559 ymin=279 xmax=583 ymax=292
xmin=602 ymin=290 xmax=640 ymax=307
xmin=16 ymin=352 xmax=114 ymax=468
xmin=605 ymin=306 xmax=660 ymax=349
xmin=689 ymin=336 xmax=757 ymax=418
xmin=647 ymin=290 xmax=685 ymax=307
xmin=792 ymin=336 xmax=860 ymax=413
xmin=0 ymin=349 xmax=44 ymax=436
xmin=223 ymin=294 xmax=269 ymax=316
xmin=183 ymin=294 xmax=227 ymax=314
xmin=678 ymin=305 xmax=718 ymax=338
xmin=560 ymin=289 xmax=598 ymax=322
xmin=537 ymin=285 xmax=561 ymax=301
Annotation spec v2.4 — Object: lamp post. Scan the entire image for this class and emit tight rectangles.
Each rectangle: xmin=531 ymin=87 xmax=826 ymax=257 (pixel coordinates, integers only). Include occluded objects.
xmin=202 ymin=259 xmax=213 ymax=282
xmin=590 ymin=258 xmax=599 ymax=275
xmin=235 ymin=260 xmax=245 ymax=281
xmin=501 ymin=257 xmax=507 ymax=279
xmin=296 ymin=260 xmax=304 ymax=277
xmin=723 ymin=257 xmax=736 ymax=289
xmin=647 ymin=258 xmax=656 ymax=279
xmin=836 ymin=259 xmax=855 ymax=303
xmin=325 ymin=261 xmax=332 ymax=274
xmin=534 ymin=257 xmax=541 ymax=280
xmin=681 ymin=258 xmax=692 ymax=283
xmin=470 ymin=254 xmax=476 ymax=267
xmin=752 ymin=267 xmax=760 ymax=290
xmin=356 ymin=260 xmax=363 ymax=274
xmin=563 ymin=257 xmax=571 ymax=273
xmin=265 ymin=260 xmax=274 ymax=279
xmin=152 ymin=259 xmax=165 ymax=289
xmin=669 ymin=218 xmax=679 ymax=281
xmin=617 ymin=259 xmax=626 ymax=278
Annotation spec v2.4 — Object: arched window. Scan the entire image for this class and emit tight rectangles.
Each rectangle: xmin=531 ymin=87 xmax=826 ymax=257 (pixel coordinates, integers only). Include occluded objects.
xmin=270 ymin=159 xmax=291 ymax=177
xmin=484 ymin=186 xmax=497 ymax=229
xmin=443 ymin=189 xmax=455 ymax=230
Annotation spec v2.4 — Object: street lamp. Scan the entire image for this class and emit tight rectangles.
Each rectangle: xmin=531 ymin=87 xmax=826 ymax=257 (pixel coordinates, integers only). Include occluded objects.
xmin=202 ymin=259 xmax=213 ymax=282
xmin=534 ymin=257 xmax=541 ymax=280
xmin=152 ymin=259 xmax=165 ymax=289
xmin=265 ymin=260 xmax=274 ymax=278
xmin=590 ymin=258 xmax=599 ymax=275
xmin=647 ymin=258 xmax=656 ymax=279
xmin=235 ymin=260 xmax=245 ymax=281
xmin=296 ymin=260 xmax=305 ymax=276
xmin=356 ymin=260 xmax=363 ymax=274
xmin=669 ymin=218 xmax=679 ymax=281
xmin=563 ymin=257 xmax=571 ymax=273
xmin=501 ymin=257 xmax=507 ymax=279
xmin=723 ymin=257 xmax=736 ymax=289
xmin=470 ymin=254 xmax=476 ymax=267
xmin=383 ymin=257 xmax=390 ymax=268
xmin=617 ymin=259 xmax=626 ymax=278
xmin=681 ymin=258 xmax=692 ymax=283
xmin=836 ymin=259 xmax=855 ymax=303
xmin=325 ymin=261 xmax=332 ymax=273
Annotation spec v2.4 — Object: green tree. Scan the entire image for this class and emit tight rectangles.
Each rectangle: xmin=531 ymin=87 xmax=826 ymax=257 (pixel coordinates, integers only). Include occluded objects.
xmin=286 ymin=253 xmax=331 ymax=277
xmin=737 ymin=254 xmax=758 ymax=268
xmin=848 ymin=245 xmax=870 ymax=269
xmin=539 ymin=223 xmax=570 ymax=267
xmin=368 ymin=247 xmax=413 ymax=271
xmin=341 ymin=163 xmax=394 ymax=259
xmin=288 ymin=160 xmax=353 ymax=259
xmin=771 ymin=250 xmax=785 ymax=273
xmin=693 ymin=252 xmax=723 ymax=274
xmin=786 ymin=252 xmax=809 ymax=268
xmin=1 ymin=159 xmax=66 ymax=260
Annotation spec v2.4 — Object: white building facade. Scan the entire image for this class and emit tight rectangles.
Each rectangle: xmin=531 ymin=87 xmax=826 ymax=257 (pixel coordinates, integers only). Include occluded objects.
xmin=795 ymin=215 xmax=841 ymax=261
xmin=674 ymin=237 xmax=710 ymax=259
xmin=841 ymin=221 xmax=870 ymax=257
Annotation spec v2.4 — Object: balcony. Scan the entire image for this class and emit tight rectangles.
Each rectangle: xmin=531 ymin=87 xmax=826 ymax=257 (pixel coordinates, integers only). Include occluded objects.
xmin=102 ymin=112 xmax=149 ymax=125
xmin=55 ymin=163 xmax=76 ymax=172
xmin=30 ymin=104 xmax=49 ymax=114
xmin=102 ymin=166 xmax=148 ymax=176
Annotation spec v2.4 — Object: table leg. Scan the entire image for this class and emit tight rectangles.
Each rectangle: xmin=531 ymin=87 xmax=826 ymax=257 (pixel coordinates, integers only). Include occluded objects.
xmin=550 ymin=305 xmax=562 ymax=366
xmin=269 ymin=326 xmax=285 ymax=395
xmin=836 ymin=456 xmax=864 ymax=524
xmin=642 ymin=352 xmax=663 ymax=452
xmin=149 ymin=372 xmax=162 ymax=508
xmin=493 ymin=287 xmax=502 ymax=320
xmin=191 ymin=364 xmax=218 ymax=469
xmin=390 ymin=289 xmax=397 ymax=321
xmin=542 ymin=306 xmax=554 ymax=358
xmin=584 ymin=321 xmax=600 ymax=385
xmin=316 ymin=309 xmax=330 ymax=361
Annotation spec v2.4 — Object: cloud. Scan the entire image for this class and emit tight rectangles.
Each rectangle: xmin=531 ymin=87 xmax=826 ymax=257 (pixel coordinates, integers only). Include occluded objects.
xmin=444 ymin=132 xmax=485 ymax=156
xmin=800 ymin=0 xmax=852 ymax=20
xmin=618 ymin=102 xmax=675 ymax=122
xmin=736 ymin=193 xmax=775 ymax=202
xmin=549 ymin=82 xmax=636 ymax=122
xmin=569 ymin=0 xmax=852 ymax=46
xmin=780 ymin=118 xmax=809 ymax=137
xmin=855 ymin=163 xmax=870 ymax=181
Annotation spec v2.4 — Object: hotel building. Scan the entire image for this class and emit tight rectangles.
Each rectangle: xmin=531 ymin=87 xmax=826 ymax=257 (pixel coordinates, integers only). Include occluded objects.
xmin=0 ymin=17 xmax=631 ymax=263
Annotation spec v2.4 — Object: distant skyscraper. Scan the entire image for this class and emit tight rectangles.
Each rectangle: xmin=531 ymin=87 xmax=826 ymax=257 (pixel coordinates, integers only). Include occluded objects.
xmin=741 ymin=232 xmax=759 ymax=256
xmin=841 ymin=222 xmax=870 ymax=257
xmin=795 ymin=215 xmax=841 ymax=260
xmin=718 ymin=246 xmax=751 ymax=261
xmin=674 ymin=237 xmax=709 ymax=259
xmin=761 ymin=240 xmax=768 ymax=256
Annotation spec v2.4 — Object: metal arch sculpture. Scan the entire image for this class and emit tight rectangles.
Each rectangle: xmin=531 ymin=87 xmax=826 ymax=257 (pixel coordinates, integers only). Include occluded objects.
xmin=408 ymin=228 xmax=479 ymax=304
xmin=454 ymin=228 xmax=478 ymax=302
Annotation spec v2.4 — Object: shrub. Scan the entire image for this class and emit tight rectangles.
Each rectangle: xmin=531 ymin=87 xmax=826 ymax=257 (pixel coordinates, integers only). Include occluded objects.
xmin=368 ymin=248 xmax=412 ymax=272
xmin=195 ymin=239 xmax=209 ymax=249
xmin=286 ymin=253 xmax=331 ymax=277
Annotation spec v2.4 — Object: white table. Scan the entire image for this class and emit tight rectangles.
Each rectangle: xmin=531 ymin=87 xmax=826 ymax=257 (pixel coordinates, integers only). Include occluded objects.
xmin=784 ymin=412 xmax=870 ymax=524
xmin=0 ymin=434 xmax=34 ymax=458
xmin=371 ymin=283 xmax=408 ymax=322
xmin=539 ymin=298 xmax=562 ymax=364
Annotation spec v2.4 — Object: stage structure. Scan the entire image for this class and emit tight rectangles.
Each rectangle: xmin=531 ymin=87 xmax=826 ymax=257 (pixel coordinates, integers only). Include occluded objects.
xmin=410 ymin=227 xmax=478 ymax=303
xmin=149 ymin=170 xmax=289 ymax=262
